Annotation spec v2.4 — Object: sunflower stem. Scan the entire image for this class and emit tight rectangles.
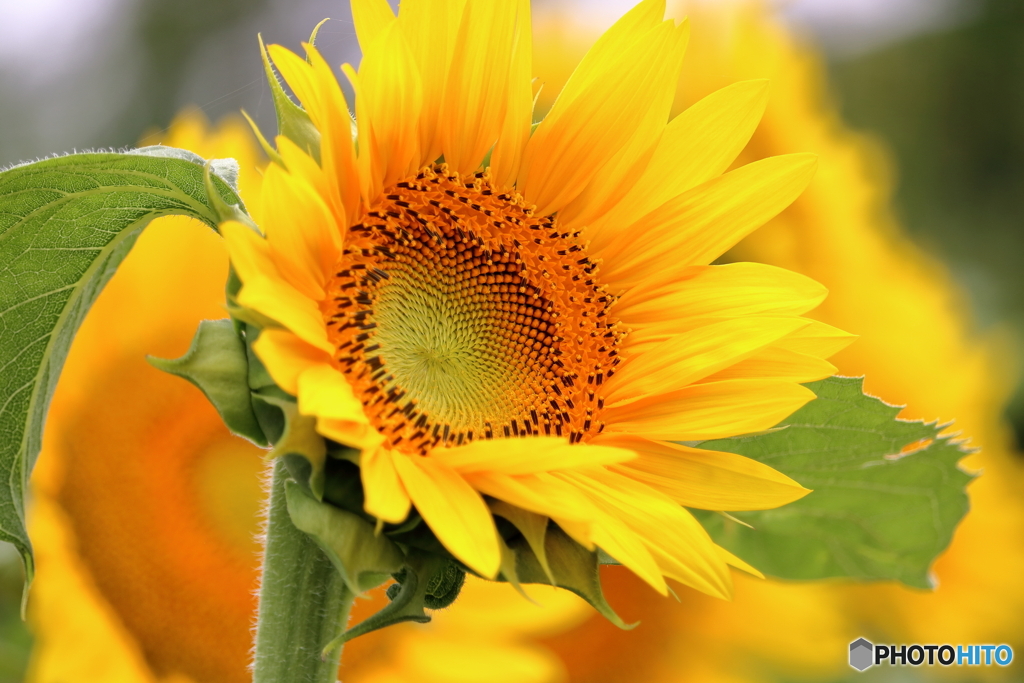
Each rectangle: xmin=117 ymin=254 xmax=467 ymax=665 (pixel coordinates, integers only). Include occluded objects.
xmin=253 ymin=459 xmax=354 ymax=683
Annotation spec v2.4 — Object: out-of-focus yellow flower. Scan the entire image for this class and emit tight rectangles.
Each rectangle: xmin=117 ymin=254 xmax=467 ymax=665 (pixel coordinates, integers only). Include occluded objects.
xmin=26 ymin=111 xmax=267 ymax=683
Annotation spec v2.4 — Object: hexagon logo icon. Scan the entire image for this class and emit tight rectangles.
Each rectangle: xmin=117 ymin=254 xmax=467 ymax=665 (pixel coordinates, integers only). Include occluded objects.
xmin=850 ymin=638 xmax=874 ymax=671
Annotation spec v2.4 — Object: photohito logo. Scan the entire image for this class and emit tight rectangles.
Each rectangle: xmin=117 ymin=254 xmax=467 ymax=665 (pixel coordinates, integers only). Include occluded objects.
xmin=849 ymin=638 xmax=1013 ymax=671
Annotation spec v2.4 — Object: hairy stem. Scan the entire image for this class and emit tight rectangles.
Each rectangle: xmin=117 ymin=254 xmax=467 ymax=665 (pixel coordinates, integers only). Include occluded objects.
xmin=253 ymin=459 xmax=353 ymax=683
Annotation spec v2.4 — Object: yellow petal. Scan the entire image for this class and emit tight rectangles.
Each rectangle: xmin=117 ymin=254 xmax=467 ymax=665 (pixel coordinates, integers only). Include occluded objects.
xmin=341 ymin=63 xmax=378 ymax=203
xmin=316 ymin=416 xmax=384 ymax=454
xmin=430 ymin=437 xmax=635 ymax=475
xmin=586 ymin=508 xmax=667 ymax=595
xmin=701 ymin=347 xmax=837 ymax=384
xmin=597 ymin=154 xmax=818 ymax=288
xmin=566 ymin=468 xmax=732 ymax=599
xmin=274 ymin=133 xmax=348 ymax=246
xmin=488 ymin=0 xmax=533 ymax=188
xmin=236 ymin=275 xmax=331 ymax=353
xmin=538 ymin=473 xmax=667 ymax=594
xmin=438 ymin=0 xmax=521 ymax=174
xmin=549 ymin=515 xmax=596 ymax=552
xmin=361 ymin=446 xmax=412 ymax=524
xmin=267 ymin=44 xmax=360 ymax=228
xmin=287 ymin=331 xmax=380 ymax=452
xmin=296 ymin=363 xmax=366 ymax=422
xmin=221 ymin=222 xmax=332 ymax=353
xmin=775 ymin=319 xmax=858 ymax=357
xmin=625 ymin=316 xmax=849 ymax=367
xmin=351 ymin=0 xmax=395 ymax=51
xmin=602 ymin=379 xmax=815 ymax=442
xmin=605 ymin=317 xmax=811 ymax=406
xmin=597 ymin=435 xmax=810 ymax=511
xmin=715 ymin=545 xmax=764 ymax=579
xmin=590 ymin=79 xmax=770 ymax=250
xmin=276 ymin=134 xmax=326 ymax=195
xmin=614 ymin=262 xmax=827 ymax=325
xmin=487 ymin=501 xmax=556 ymax=582
xmin=645 ymin=544 xmax=728 ymax=597
xmin=467 ymin=471 xmax=595 ymax=523
xmin=398 ymin=0 xmax=467 ymax=163
xmin=393 ymin=454 xmax=501 ymax=577
xmin=306 ymin=45 xmax=361 ymax=227
xmin=261 ymin=162 xmax=341 ymax=300
xmin=518 ymin=20 xmax=681 ymax=216
xmin=549 ymin=0 xmax=666 ymax=112
xmin=251 ymin=328 xmax=331 ymax=396
xmin=354 ymin=19 xmax=423 ymax=190
xmin=221 ymin=219 xmax=272 ymax=278
xmin=558 ymin=20 xmax=690 ymax=230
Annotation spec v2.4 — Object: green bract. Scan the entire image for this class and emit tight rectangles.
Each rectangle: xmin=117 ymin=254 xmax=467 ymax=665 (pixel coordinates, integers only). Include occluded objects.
xmin=0 ymin=150 xmax=242 ymax=596
xmin=256 ymin=34 xmax=320 ymax=164
xmin=149 ymin=318 xmax=268 ymax=446
xmin=285 ymin=480 xmax=404 ymax=594
xmin=500 ymin=518 xmax=635 ymax=629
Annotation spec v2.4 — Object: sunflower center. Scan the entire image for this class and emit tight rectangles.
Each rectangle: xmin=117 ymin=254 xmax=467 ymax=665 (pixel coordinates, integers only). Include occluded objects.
xmin=324 ymin=164 xmax=622 ymax=454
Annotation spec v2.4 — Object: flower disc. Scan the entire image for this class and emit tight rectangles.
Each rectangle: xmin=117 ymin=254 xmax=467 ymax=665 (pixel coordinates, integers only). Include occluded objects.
xmin=326 ymin=165 xmax=621 ymax=454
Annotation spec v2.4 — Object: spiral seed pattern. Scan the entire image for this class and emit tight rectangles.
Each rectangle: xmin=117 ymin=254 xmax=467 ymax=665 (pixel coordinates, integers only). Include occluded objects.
xmin=324 ymin=164 xmax=623 ymax=455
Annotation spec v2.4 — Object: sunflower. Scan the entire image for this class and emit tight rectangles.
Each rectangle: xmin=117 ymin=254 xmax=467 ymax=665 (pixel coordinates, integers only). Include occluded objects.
xmin=226 ymin=0 xmax=852 ymax=597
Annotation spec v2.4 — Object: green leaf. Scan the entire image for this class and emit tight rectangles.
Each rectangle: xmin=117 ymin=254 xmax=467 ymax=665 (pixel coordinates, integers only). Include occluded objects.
xmin=148 ymin=319 xmax=268 ymax=446
xmin=327 ymin=559 xmax=432 ymax=651
xmin=266 ymin=399 xmax=327 ymax=500
xmin=694 ymin=376 xmax=973 ymax=588
xmin=0 ymin=150 xmax=243 ymax=594
xmin=284 ymin=480 xmax=404 ymax=595
xmin=490 ymin=500 xmax=555 ymax=584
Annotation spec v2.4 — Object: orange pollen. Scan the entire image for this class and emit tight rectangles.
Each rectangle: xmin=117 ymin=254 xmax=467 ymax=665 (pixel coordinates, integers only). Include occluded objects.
xmin=324 ymin=164 xmax=623 ymax=455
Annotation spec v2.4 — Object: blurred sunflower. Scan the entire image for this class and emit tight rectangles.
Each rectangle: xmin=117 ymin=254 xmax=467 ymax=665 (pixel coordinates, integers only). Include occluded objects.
xmin=25 ymin=112 xmax=267 ymax=683
xmin=229 ymin=0 xmax=850 ymax=597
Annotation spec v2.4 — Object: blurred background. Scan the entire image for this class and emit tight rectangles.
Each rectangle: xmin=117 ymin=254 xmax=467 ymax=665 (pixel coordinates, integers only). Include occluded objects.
xmin=1 ymin=0 xmax=1021 ymax=680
